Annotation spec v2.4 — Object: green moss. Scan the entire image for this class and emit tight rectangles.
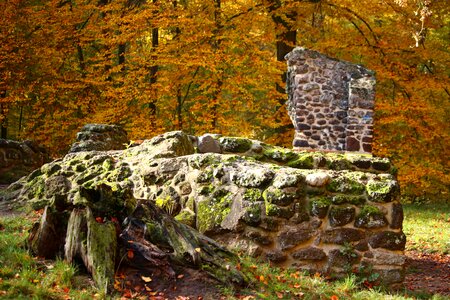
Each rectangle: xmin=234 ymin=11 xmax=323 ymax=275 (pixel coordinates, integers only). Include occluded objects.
xmin=262 ymin=145 xmax=298 ymax=163
xmin=309 ymin=197 xmax=332 ymax=218
xmin=196 ymin=190 xmax=232 ymax=233
xmin=174 ymin=210 xmax=196 ymax=227
xmin=287 ymin=154 xmax=314 ymax=169
xmin=219 ymin=137 xmax=253 ymax=153
xmin=102 ymin=158 xmax=114 ymax=171
xmin=366 ymin=178 xmax=398 ymax=202
xmin=198 ymin=185 xmax=214 ymax=195
xmin=359 ymin=205 xmax=382 ymax=216
xmin=332 ymin=195 xmax=366 ymax=205
xmin=243 ymin=188 xmax=262 ymax=202
xmin=326 ymin=175 xmax=365 ymax=194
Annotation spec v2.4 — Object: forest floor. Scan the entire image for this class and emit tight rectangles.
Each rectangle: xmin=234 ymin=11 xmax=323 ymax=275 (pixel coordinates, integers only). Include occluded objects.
xmin=1 ymin=183 xmax=449 ymax=299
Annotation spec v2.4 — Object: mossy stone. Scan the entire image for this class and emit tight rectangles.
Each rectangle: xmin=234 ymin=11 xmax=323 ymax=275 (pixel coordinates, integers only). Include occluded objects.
xmin=263 ymin=187 xmax=298 ymax=206
xmin=355 ymin=205 xmax=388 ymax=229
xmin=287 ymin=154 xmax=314 ymax=169
xmin=243 ymin=188 xmax=262 ymax=202
xmin=219 ymin=137 xmax=253 ymax=153
xmin=174 ymin=209 xmax=196 ymax=227
xmin=329 ymin=206 xmax=355 ymax=227
xmin=326 ymin=175 xmax=365 ymax=194
xmin=309 ymin=197 xmax=331 ymax=218
xmin=332 ymin=194 xmax=366 ymax=205
xmin=366 ymin=178 xmax=399 ymax=202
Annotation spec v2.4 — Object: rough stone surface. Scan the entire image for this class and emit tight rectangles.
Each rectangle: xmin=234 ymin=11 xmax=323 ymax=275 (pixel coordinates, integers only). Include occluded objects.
xmin=69 ymin=124 xmax=129 ymax=153
xmin=0 ymin=139 xmax=49 ymax=184
xmin=286 ymin=47 xmax=375 ymax=152
xmin=0 ymin=129 xmax=404 ymax=286
xmin=197 ymin=134 xmax=222 ymax=154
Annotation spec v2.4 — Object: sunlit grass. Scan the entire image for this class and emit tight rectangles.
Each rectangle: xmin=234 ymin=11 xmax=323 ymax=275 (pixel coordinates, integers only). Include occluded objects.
xmin=403 ymin=203 xmax=450 ymax=254
xmin=0 ymin=215 xmax=99 ymax=299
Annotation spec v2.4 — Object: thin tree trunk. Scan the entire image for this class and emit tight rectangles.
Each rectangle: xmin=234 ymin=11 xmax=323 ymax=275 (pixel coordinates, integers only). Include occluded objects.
xmin=0 ymin=90 xmax=7 ymax=139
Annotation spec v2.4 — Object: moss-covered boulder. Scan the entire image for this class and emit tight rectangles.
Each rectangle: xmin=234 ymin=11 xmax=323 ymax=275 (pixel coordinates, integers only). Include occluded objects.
xmin=0 ymin=129 xmax=405 ymax=288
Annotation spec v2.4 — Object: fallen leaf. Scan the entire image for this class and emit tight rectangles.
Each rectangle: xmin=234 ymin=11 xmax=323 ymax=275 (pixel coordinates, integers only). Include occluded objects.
xmin=177 ymin=274 xmax=184 ymax=279
xmin=141 ymin=276 xmax=152 ymax=282
xmin=276 ymin=291 xmax=283 ymax=298
xmin=195 ymin=248 xmax=201 ymax=252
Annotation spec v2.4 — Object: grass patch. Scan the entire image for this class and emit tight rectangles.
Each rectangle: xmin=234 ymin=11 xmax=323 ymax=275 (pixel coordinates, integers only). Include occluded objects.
xmin=403 ymin=203 xmax=450 ymax=254
xmin=0 ymin=215 xmax=101 ymax=299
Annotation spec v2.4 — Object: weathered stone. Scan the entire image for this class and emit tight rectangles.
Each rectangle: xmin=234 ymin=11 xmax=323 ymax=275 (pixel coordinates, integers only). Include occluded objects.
xmin=329 ymin=206 xmax=355 ymax=227
xmin=366 ymin=177 xmax=399 ymax=202
xmin=0 ymin=129 xmax=404 ymax=287
xmin=305 ymin=172 xmax=330 ymax=187
xmin=197 ymin=134 xmax=222 ymax=154
xmin=231 ymin=166 xmax=274 ymax=188
xmin=278 ymin=226 xmax=314 ymax=250
xmin=322 ymin=228 xmax=365 ymax=245
xmin=364 ymin=250 xmax=406 ymax=266
xmin=219 ymin=137 xmax=253 ymax=153
xmin=373 ymin=268 xmax=405 ymax=284
xmin=390 ymin=202 xmax=404 ymax=229
xmin=265 ymin=250 xmax=287 ymax=263
xmin=291 ymin=247 xmax=326 ymax=260
xmin=309 ymin=197 xmax=331 ymax=218
xmin=369 ymin=231 xmax=406 ymax=250
xmin=69 ymin=124 xmax=128 ymax=153
xmin=354 ymin=205 xmax=388 ymax=229
xmin=263 ymin=186 xmax=299 ymax=206
xmin=244 ymin=230 xmax=273 ymax=245
xmin=327 ymin=249 xmax=360 ymax=268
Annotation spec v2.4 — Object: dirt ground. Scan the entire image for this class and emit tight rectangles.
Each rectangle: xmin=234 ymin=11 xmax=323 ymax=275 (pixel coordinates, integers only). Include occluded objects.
xmin=404 ymin=250 xmax=450 ymax=296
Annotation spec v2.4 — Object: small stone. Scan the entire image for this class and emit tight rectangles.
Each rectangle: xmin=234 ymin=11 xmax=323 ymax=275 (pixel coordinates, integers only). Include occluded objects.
xmin=346 ymin=137 xmax=360 ymax=151
xmin=265 ymin=250 xmax=287 ymax=263
xmin=291 ymin=247 xmax=326 ymax=260
xmin=306 ymin=173 xmax=330 ymax=187
xmin=197 ymin=134 xmax=222 ymax=154
xmin=329 ymin=206 xmax=355 ymax=227
xmin=322 ymin=228 xmax=365 ymax=245
xmin=368 ymin=231 xmax=406 ymax=250
xmin=278 ymin=226 xmax=314 ymax=250
xmin=327 ymin=249 xmax=360 ymax=268
xmin=390 ymin=203 xmax=403 ymax=229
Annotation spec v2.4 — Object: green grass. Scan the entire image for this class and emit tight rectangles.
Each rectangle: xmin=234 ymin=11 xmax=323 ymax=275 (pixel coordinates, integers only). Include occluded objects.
xmin=0 ymin=215 xmax=101 ymax=300
xmin=403 ymin=203 xmax=450 ymax=254
xmin=1 ymin=203 xmax=449 ymax=299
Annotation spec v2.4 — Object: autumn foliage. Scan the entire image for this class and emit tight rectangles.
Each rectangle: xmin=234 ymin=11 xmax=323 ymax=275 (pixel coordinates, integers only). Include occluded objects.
xmin=1 ymin=0 xmax=448 ymax=201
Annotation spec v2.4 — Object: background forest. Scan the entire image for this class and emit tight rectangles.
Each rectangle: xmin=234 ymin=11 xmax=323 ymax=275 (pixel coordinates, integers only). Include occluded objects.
xmin=1 ymin=0 xmax=448 ymax=202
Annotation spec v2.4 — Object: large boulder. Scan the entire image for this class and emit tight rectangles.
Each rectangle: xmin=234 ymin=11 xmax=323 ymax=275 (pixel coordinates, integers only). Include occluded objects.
xmin=0 ymin=130 xmax=405 ymax=289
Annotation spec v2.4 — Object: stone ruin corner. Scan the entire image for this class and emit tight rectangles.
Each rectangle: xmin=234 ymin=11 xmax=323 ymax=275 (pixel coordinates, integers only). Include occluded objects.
xmin=286 ymin=47 xmax=375 ymax=153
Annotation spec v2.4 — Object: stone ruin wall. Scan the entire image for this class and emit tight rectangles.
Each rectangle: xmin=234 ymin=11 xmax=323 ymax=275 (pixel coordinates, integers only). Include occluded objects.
xmin=286 ymin=47 xmax=375 ymax=152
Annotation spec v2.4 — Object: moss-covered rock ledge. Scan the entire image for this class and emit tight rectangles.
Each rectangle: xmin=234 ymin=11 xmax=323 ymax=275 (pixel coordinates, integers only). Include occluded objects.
xmin=0 ymin=130 xmax=405 ymax=289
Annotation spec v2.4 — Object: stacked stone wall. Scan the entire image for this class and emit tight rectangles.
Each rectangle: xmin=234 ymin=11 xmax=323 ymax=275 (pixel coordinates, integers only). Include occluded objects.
xmin=286 ymin=47 xmax=375 ymax=152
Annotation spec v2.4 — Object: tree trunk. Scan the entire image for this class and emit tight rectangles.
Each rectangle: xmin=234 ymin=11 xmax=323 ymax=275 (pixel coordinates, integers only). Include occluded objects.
xmin=27 ymin=185 xmax=246 ymax=292
xmin=0 ymin=90 xmax=7 ymax=139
